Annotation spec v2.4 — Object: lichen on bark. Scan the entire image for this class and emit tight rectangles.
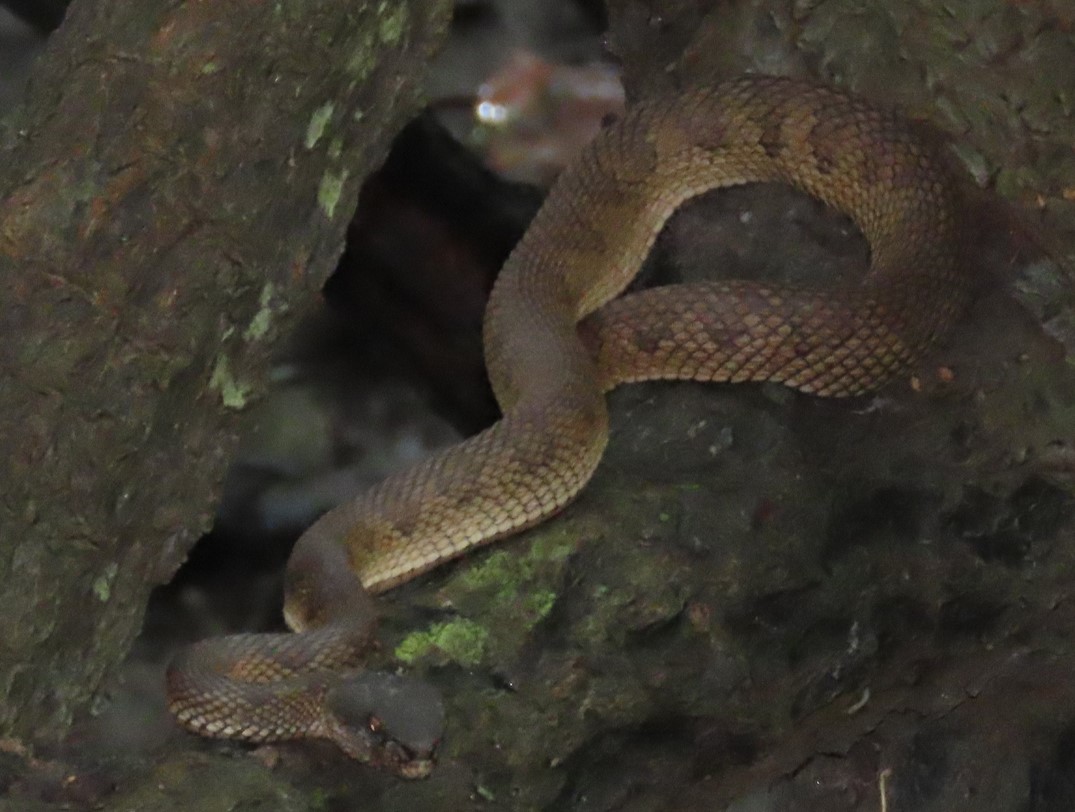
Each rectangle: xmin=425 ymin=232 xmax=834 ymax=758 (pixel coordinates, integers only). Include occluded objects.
xmin=0 ymin=0 xmax=451 ymax=743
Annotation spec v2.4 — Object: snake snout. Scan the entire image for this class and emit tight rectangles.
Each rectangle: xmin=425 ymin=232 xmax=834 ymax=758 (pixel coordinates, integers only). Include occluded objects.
xmin=323 ymin=671 xmax=445 ymax=777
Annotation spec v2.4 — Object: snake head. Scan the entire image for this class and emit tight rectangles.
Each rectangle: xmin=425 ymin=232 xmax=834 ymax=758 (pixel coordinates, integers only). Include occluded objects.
xmin=322 ymin=671 xmax=445 ymax=778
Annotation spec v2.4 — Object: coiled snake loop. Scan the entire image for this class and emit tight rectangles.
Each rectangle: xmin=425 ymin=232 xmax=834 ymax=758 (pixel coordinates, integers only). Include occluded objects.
xmin=166 ymin=76 xmax=969 ymax=775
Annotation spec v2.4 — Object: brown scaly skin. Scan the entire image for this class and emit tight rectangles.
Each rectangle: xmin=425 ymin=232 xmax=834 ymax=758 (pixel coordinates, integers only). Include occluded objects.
xmin=166 ymin=76 xmax=970 ymax=772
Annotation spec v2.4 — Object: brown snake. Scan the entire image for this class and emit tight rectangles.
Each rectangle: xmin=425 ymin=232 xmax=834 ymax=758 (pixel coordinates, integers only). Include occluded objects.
xmin=167 ymin=75 xmax=969 ymax=775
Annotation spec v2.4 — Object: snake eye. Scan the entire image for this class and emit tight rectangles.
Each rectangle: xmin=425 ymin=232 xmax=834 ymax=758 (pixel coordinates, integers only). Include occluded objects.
xmin=324 ymin=672 xmax=445 ymax=768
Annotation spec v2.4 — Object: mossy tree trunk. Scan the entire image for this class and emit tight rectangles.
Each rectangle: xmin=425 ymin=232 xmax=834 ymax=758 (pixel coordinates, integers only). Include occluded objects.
xmin=0 ymin=0 xmax=450 ymax=743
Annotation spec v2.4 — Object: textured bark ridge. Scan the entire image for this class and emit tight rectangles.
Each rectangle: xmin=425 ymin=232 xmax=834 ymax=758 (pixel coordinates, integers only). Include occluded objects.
xmin=0 ymin=0 xmax=450 ymax=742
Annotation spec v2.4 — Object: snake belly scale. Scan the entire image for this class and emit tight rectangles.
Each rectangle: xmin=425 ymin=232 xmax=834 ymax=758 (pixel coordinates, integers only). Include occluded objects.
xmin=166 ymin=75 xmax=969 ymax=773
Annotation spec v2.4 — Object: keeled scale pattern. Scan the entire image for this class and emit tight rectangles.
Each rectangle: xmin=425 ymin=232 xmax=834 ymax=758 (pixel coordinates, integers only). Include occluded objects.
xmin=167 ymin=75 xmax=969 ymax=757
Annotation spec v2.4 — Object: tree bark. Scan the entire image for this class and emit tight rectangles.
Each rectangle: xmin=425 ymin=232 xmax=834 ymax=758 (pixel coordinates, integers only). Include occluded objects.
xmin=0 ymin=0 xmax=450 ymax=743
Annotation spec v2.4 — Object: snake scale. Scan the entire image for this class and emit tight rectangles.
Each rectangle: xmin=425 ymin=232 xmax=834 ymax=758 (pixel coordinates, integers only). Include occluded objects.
xmin=167 ymin=75 xmax=969 ymax=775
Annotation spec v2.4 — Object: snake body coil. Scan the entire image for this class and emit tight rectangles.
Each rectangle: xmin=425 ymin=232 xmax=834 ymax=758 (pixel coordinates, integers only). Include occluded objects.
xmin=167 ymin=76 xmax=969 ymax=773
